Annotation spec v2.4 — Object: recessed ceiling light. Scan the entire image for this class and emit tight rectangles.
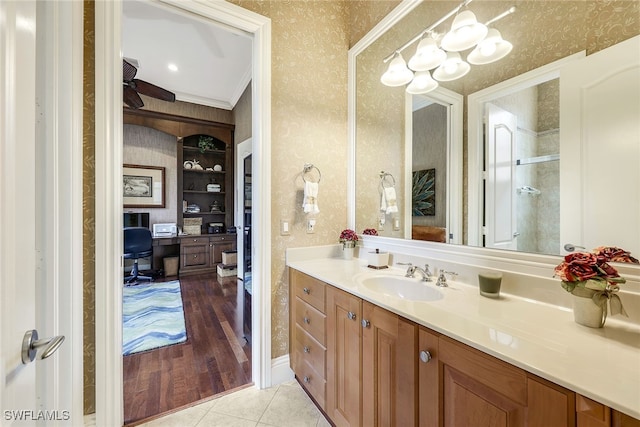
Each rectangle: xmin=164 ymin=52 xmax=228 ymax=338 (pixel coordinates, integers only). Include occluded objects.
xmin=167 ymin=63 xmax=178 ymax=72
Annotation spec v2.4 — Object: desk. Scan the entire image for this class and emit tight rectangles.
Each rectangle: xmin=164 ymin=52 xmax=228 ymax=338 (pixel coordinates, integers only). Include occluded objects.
xmin=152 ymin=236 xmax=180 ymax=272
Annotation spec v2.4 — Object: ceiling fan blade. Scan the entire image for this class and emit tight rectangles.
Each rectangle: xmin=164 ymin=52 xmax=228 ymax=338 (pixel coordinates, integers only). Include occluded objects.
xmin=123 ymin=59 xmax=137 ymax=82
xmin=123 ymin=85 xmax=144 ymax=109
xmin=133 ymin=79 xmax=176 ymax=102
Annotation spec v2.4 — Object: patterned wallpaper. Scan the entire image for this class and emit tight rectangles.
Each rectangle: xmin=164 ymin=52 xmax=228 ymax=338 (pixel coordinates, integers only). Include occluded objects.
xmin=82 ymin=0 xmax=95 ymax=414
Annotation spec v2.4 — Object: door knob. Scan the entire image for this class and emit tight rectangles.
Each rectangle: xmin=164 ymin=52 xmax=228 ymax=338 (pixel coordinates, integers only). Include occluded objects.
xmin=420 ymin=350 xmax=432 ymax=363
xmin=347 ymin=311 xmax=357 ymax=320
xmin=361 ymin=319 xmax=370 ymax=328
xmin=21 ymin=329 xmax=65 ymax=364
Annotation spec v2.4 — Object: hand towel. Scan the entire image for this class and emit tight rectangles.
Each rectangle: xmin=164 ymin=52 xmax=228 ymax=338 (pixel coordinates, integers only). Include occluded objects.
xmin=303 ymin=181 xmax=320 ymax=214
xmin=383 ymin=186 xmax=398 ymax=214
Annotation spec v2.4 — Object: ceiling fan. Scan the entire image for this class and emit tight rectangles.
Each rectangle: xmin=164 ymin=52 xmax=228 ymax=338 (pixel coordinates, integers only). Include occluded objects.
xmin=123 ymin=58 xmax=176 ymax=109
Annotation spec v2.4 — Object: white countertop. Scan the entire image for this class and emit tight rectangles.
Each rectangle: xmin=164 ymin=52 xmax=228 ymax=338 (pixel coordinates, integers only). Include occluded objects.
xmin=287 ymin=256 xmax=640 ymax=419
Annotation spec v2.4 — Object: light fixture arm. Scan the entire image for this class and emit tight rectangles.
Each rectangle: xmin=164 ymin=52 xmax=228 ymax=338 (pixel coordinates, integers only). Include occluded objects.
xmin=485 ymin=6 xmax=516 ymax=26
xmin=382 ymin=0 xmax=474 ymax=63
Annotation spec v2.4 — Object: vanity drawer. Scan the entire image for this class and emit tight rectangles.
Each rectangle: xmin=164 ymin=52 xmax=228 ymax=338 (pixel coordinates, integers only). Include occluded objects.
xmin=295 ymin=297 xmax=326 ymax=345
xmin=292 ymin=270 xmax=326 ymax=312
xmin=181 ymin=251 xmax=208 ymax=268
xmin=294 ymin=324 xmax=326 ymax=377
xmin=298 ymin=359 xmax=326 ymax=410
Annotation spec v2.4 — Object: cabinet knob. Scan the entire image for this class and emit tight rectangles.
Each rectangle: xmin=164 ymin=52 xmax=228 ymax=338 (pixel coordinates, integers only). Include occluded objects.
xmin=303 ymin=376 xmax=311 ymax=384
xmin=303 ymin=287 xmax=310 ymax=294
xmin=193 ymin=255 xmax=198 ymax=259
xmin=361 ymin=319 xmax=370 ymax=328
xmin=420 ymin=350 xmax=432 ymax=363
xmin=303 ymin=346 xmax=310 ymax=353
xmin=193 ymin=239 xmax=198 ymax=242
xmin=303 ymin=317 xmax=311 ymax=324
xmin=347 ymin=311 xmax=357 ymax=321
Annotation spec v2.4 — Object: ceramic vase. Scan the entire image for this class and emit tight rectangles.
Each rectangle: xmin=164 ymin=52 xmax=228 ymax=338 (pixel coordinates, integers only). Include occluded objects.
xmin=342 ymin=240 xmax=356 ymax=260
xmin=571 ymin=288 xmax=606 ymax=328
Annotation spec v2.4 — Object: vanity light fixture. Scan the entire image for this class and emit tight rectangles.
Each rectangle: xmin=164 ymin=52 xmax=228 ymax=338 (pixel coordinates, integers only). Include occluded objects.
xmin=380 ymin=52 xmax=414 ymax=87
xmin=380 ymin=0 xmax=515 ymax=92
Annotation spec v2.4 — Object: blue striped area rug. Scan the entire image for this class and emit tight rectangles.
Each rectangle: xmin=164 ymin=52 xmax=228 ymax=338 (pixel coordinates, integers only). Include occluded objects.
xmin=122 ymin=280 xmax=187 ymax=356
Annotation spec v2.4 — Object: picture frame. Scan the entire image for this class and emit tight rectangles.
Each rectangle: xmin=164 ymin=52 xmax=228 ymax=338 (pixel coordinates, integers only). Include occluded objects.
xmin=123 ymin=164 xmax=165 ymax=208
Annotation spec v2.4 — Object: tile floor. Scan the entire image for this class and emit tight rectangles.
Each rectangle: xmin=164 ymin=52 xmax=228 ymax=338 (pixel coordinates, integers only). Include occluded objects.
xmin=138 ymin=381 xmax=331 ymax=427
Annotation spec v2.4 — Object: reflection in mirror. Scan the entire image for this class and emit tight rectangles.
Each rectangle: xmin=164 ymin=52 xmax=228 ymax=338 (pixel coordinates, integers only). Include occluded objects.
xmin=351 ymin=0 xmax=640 ymax=259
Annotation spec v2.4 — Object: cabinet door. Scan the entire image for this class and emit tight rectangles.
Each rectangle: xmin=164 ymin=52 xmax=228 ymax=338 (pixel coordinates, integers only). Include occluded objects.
xmin=326 ymin=287 xmax=362 ymax=427
xmin=440 ymin=336 xmax=527 ymax=427
xmin=362 ymin=301 xmax=417 ymax=427
xmin=418 ymin=327 xmax=440 ymax=427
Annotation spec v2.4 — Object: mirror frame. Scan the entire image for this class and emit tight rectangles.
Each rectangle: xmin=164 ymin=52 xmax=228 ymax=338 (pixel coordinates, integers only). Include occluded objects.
xmin=346 ymin=0 xmax=640 ymax=283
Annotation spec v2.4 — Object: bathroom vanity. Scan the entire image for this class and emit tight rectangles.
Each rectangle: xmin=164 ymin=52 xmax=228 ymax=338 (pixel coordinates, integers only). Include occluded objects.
xmin=287 ymin=246 xmax=640 ymax=427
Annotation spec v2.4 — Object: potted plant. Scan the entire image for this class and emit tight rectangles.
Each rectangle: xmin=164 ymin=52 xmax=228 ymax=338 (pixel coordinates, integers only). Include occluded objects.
xmin=339 ymin=229 xmax=358 ymax=260
xmin=554 ymin=247 xmax=632 ymax=327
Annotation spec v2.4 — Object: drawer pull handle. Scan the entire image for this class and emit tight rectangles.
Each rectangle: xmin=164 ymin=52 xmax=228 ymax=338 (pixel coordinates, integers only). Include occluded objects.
xmin=303 ymin=287 xmax=310 ymax=294
xmin=303 ymin=376 xmax=311 ymax=384
xmin=361 ymin=319 xmax=370 ymax=328
xmin=193 ymin=255 xmax=198 ymax=259
xmin=303 ymin=346 xmax=310 ymax=353
xmin=347 ymin=311 xmax=357 ymax=321
xmin=420 ymin=350 xmax=432 ymax=363
xmin=303 ymin=317 xmax=311 ymax=324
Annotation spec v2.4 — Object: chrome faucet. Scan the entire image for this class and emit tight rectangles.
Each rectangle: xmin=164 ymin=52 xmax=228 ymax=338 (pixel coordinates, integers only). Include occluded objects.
xmin=436 ymin=270 xmax=458 ymax=287
xmin=398 ymin=263 xmax=433 ymax=282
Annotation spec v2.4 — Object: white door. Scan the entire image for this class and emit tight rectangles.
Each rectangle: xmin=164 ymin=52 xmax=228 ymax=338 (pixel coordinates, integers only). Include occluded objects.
xmin=1 ymin=1 xmax=82 ymax=423
xmin=485 ymin=103 xmax=518 ymax=251
xmin=560 ymin=36 xmax=640 ymax=255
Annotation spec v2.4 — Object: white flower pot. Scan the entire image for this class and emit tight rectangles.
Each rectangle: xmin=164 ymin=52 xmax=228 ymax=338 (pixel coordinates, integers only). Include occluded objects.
xmin=572 ymin=289 xmax=606 ymax=328
xmin=342 ymin=241 xmax=355 ymax=260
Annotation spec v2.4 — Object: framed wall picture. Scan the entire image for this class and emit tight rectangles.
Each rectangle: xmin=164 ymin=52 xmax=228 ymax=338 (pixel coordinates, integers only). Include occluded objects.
xmin=123 ymin=164 xmax=165 ymax=208
xmin=412 ymin=168 xmax=435 ymax=216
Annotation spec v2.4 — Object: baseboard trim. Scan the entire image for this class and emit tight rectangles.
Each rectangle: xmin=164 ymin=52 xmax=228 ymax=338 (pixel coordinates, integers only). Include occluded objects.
xmin=271 ymin=354 xmax=294 ymax=386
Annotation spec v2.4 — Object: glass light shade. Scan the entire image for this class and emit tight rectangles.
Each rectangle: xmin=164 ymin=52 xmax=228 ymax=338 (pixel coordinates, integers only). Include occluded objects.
xmin=381 ymin=53 xmax=414 ymax=87
xmin=440 ymin=10 xmax=488 ymax=52
xmin=432 ymin=52 xmax=470 ymax=81
xmin=406 ymin=71 xmax=439 ymax=94
xmin=467 ymin=28 xmax=513 ymax=65
xmin=408 ymin=37 xmax=447 ymax=71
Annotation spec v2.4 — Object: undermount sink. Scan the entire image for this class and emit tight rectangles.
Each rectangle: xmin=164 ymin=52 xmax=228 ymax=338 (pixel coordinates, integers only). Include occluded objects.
xmin=357 ymin=275 xmax=444 ymax=302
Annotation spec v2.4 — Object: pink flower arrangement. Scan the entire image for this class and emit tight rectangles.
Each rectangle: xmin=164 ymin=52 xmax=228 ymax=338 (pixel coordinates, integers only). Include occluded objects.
xmin=362 ymin=228 xmax=378 ymax=236
xmin=339 ymin=229 xmax=358 ymax=242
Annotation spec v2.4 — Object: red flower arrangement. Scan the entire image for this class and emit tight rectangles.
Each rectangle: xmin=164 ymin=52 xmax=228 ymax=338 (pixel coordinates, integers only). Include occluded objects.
xmin=554 ymin=252 xmax=625 ymax=293
xmin=593 ymin=246 xmax=639 ymax=264
xmin=362 ymin=228 xmax=378 ymax=236
xmin=339 ymin=229 xmax=359 ymax=242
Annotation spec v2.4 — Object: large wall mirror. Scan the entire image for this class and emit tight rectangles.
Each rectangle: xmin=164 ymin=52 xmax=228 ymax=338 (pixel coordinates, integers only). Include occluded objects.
xmin=349 ymin=0 xmax=639 ymax=259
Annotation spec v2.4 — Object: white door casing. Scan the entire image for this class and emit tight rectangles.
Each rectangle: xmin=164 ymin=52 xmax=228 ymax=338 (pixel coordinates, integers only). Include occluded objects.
xmin=1 ymin=0 xmax=83 ymax=423
xmin=559 ymin=35 xmax=640 ymax=256
xmin=485 ymin=103 xmax=518 ymax=251
xmin=95 ymin=1 xmax=272 ymax=425
xmin=236 ymin=138 xmax=252 ymax=280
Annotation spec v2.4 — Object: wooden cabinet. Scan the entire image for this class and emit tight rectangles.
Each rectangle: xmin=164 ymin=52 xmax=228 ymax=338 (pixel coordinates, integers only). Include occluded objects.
xmin=290 ymin=270 xmax=328 ymax=409
xmin=362 ymin=301 xmax=417 ymax=427
xmin=179 ymin=134 xmax=233 ymax=232
xmin=289 ymin=269 xmax=640 ymax=427
xmin=440 ymin=336 xmax=575 ymax=427
xmin=179 ymin=234 xmax=236 ymax=275
xmin=577 ymin=394 xmax=640 ymax=427
xmin=326 ymin=286 xmax=362 ymax=427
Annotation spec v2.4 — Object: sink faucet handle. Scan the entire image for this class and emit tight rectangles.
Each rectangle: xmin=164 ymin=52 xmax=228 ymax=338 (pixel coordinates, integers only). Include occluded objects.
xmin=397 ymin=262 xmax=415 ymax=277
xmin=443 ymin=270 xmax=458 ymax=278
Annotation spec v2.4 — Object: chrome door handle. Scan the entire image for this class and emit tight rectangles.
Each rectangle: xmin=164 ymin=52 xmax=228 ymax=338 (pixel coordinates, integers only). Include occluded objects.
xmin=21 ymin=329 xmax=65 ymax=364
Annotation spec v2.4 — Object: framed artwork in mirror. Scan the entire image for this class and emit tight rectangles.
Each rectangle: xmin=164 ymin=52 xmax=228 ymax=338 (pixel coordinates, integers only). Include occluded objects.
xmin=412 ymin=168 xmax=435 ymax=216
xmin=123 ymin=164 xmax=165 ymax=208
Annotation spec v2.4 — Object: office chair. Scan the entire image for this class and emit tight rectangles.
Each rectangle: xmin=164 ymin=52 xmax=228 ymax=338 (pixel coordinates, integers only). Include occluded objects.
xmin=123 ymin=227 xmax=154 ymax=284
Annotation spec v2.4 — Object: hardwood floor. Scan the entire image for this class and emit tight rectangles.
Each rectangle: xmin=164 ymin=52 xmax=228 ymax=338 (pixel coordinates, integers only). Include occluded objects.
xmin=123 ymin=273 xmax=252 ymax=425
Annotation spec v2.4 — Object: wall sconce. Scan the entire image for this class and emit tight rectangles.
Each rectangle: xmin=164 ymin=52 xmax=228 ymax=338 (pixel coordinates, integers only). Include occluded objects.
xmin=381 ymin=0 xmax=515 ymax=94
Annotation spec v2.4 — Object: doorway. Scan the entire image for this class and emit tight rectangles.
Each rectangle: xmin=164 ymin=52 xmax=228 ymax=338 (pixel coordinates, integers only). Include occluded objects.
xmin=94 ymin=1 xmax=272 ymax=425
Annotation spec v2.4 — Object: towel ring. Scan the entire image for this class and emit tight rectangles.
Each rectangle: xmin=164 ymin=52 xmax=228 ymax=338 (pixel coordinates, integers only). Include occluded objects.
xmin=303 ymin=163 xmax=322 ymax=183
xmin=379 ymin=171 xmax=395 ymax=188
